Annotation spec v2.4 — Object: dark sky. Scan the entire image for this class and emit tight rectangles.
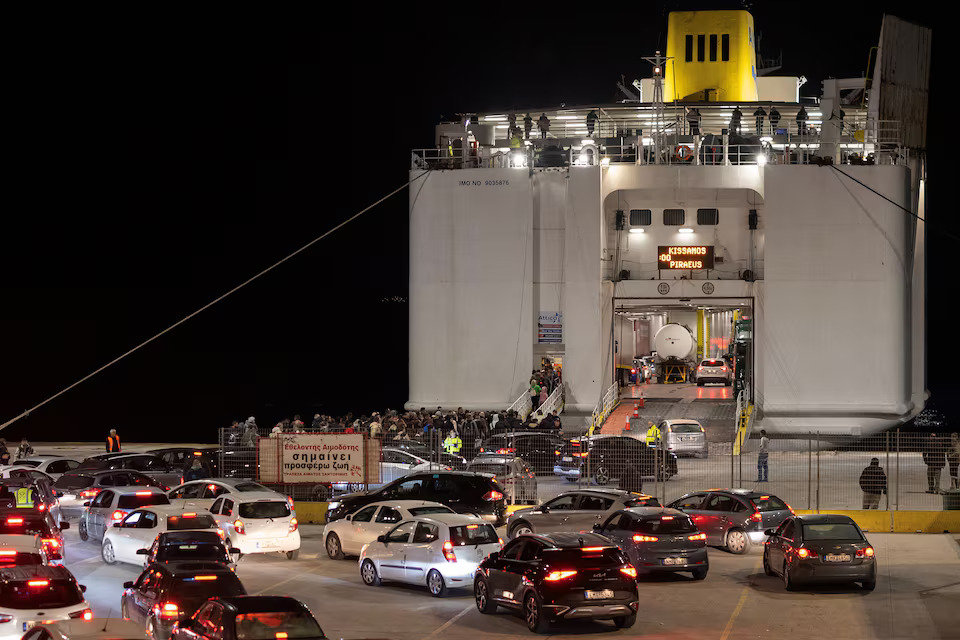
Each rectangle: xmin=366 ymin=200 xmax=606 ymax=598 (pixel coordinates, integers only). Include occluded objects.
xmin=0 ymin=2 xmax=949 ymax=444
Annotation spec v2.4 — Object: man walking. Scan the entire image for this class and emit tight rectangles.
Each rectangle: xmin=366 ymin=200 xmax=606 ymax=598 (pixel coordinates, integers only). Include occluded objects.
xmin=645 ymin=421 xmax=661 ymax=447
xmin=923 ymin=432 xmax=945 ymax=493
xmin=859 ymin=458 xmax=887 ymax=509
xmin=756 ymin=429 xmax=770 ymax=482
xmin=106 ymin=428 xmax=121 ymax=453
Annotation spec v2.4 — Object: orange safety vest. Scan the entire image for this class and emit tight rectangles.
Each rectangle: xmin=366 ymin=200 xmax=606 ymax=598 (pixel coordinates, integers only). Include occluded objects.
xmin=106 ymin=434 xmax=121 ymax=452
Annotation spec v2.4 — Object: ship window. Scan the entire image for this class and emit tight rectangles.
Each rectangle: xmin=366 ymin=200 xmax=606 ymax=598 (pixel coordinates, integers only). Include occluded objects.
xmin=709 ymin=34 xmax=717 ymax=62
xmin=722 ymin=34 xmax=730 ymax=61
xmin=697 ymin=35 xmax=705 ymax=62
xmin=685 ymin=35 xmax=693 ymax=62
xmin=697 ymin=209 xmax=719 ymax=225
xmin=630 ymin=209 xmax=652 ymax=226
xmin=663 ymin=209 xmax=685 ymax=226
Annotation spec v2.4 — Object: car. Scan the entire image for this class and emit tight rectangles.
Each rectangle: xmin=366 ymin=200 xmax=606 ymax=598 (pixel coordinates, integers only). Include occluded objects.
xmin=476 ymin=433 xmax=563 ymax=474
xmin=2 ymin=457 xmax=81 ymax=480
xmin=322 ymin=500 xmax=454 ymax=560
xmin=208 ymin=493 xmax=300 ymax=560
xmin=325 ymin=471 xmax=507 ymax=526
xmin=594 ymin=507 xmax=708 ymax=579
xmin=0 ymin=534 xmax=48 ymax=567
xmin=0 ymin=565 xmax=91 ymax=640
xmin=474 ymin=532 xmax=640 ymax=633
xmin=147 ymin=448 xmax=221 ymax=478
xmin=763 ymin=514 xmax=877 ymax=591
xmin=0 ymin=512 xmax=68 ymax=564
xmin=122 ymin=562 xmax=246 ymax=640
xmin=75 ymin=455 xmax=181 ymax=490
xmin=695 ymin=358 xmax=732 ymax=386
xmin=384 ymin=442 xmax=467 ymax=470
xmin=667 ymin=489 xmax=794 ymax=554
xmin=505 ymin=488 xmax=660 ymax=539
xmin=166 ymin=479 xmax=278 ymax=511
xmin=554 ymin=435 xmax=678 ymax=485
xmin=22 ymin=617 xmax=147 ymax=640
xmin=0 ymin=477 xmax=63 ymax=525
xmin=465 ymin=455 xmax=537 ymax=504
xmin=54 ymin=470 xmax=166 ymax=518
xmin=101 ymin=507 xmax=222 ymax=566
xmin=661 ymin=419 xmax=708 ymax=458
xmin=138 ymin=531 xmax=239 ymax=568
xmin=171 ymin=596 xmax=327 ymax=640
xmin=359 ymin=513 xmax=502 ymax=597
xmin=377 ymin=448 xmax=451 ymax=484
xmin=79 ymin=487 xmax=170 ymax=543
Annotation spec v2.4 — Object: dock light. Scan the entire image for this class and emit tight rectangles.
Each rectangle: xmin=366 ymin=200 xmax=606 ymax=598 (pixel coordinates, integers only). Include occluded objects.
xmin=628 ymin=228 xmax=645 ymax=233
xmin=756 ymin=154 xmax=768 ymax=166
xmin=678 ymin=228 xmax=694 ymax=234
xmin=601 ymin=157 xmax=611 ymax=166
xmin=581 ymin=139 xmax=594 ymax=146
xmin=511 ymin=152 xmax=526 ymax=168
xmin=760 ymin=136 xmax=773 ymax=142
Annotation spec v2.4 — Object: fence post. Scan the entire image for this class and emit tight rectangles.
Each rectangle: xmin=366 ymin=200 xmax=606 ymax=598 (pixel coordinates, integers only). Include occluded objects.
xmin=807 ymin=434 xmax=812 ymax=510
xmin=815 ymin=432 xmax=820 ymax=513
xmin=730 ymin=432 xmax=735 ymax=488
xmin=895 ymin=428 xmax=900 ymax=512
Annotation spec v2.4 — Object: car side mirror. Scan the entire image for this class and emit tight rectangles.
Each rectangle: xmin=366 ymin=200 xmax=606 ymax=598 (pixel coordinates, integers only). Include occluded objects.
xmin=54 ymin=490 xmax=63 ymax=498
xmin=123 ymin=581 xmax=134 ymax=589
xmin=80 ymin=585 xmax=87 ymax=593
xmin=82 ymin=502 xmax=90 ymax=507
xmin=764 ymin=528 xmax=776 ymax=537
xmin=376 ymin=535 xmax=386 ymax=543
xmin=136 ymin=548 xmax=150 ymax=555
xmin=487 ymin=551 xmax=500 ymax=561
xmin=113 ymin=522 xmax=122 ymax=528
xmin=59 ymin=522 xmax=70 ymax=530
xmin=345 ymin=515 xmax=352 ymax=521
xmin=541 ymin=506 xmax=550 ymax=513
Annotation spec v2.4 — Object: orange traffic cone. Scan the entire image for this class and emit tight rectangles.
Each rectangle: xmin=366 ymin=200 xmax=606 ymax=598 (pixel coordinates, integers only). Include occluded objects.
xmin=638 ymin=392 xmax=645 ymax=409
xmin=633 ymin=404 xmax=639 ymax=418
xmin=624 ymin=415 xmax=631 ymax=431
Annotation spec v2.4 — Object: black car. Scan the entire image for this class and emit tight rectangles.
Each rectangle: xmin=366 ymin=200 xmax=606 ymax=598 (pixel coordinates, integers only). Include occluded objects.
xmin=138 ymin=531 xmax=240 ymax=567
xmin=0 ymin=510 xmax=68 ymax=562
xmin=75 ymin=454 xmax=181 ymax=489
xmin=555 ymin=436 xmax=678 ymax=485
xmin=474 ymin=532 xmax=639 ymax=633
xmin=171 ymin=596 xmax=327 ymax=640
xmin=595 ymin=507 xmax=708 ymax=579
xmin=54 ymin=469 xmax=166 ymax=517
xmin=477 ymin=432 xmax=563 ymax=474
xmin=325 ymin=471 xmax=507 ymax=526
xmin=122 ymin=562 xmax=247 ymax=640
xmin=148 ymin=448 xmax=221 ymax=478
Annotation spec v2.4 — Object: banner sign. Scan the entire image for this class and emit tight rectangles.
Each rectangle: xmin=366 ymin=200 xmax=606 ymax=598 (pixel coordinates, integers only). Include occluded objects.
xmin=258 ymin=434 xmax=377 ymax=484
xmin=538 ymin=311 xmax=563 ymax=343
xmin=657 ymin=245 xmax=715 ymax=270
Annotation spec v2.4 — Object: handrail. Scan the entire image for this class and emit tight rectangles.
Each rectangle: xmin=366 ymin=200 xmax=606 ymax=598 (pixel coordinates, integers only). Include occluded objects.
xmin=506 ymin=390 xmax=533 ymax=421
xmin=587 ymin=383 xmax=620 ymax=435
xmin=537 ymin=384 xmax=565 ymax=418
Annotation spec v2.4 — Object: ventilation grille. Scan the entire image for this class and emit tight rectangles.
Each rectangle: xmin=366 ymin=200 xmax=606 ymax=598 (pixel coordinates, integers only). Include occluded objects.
xmin=663 ymin=209 xmax=685 ymax=225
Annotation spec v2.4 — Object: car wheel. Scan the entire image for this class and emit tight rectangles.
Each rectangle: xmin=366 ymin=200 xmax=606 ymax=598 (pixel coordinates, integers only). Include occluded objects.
xmin=326 ymin=533 xmax=344 ymax=560
xmin=427 ymin=569 xmax=447 ymax=597
xmin=360 ymin=559 xmax=380 ymax=586
xmin=78 ymin=518 xmax=89 ymax=542
xmin=524 ymin=592 xmax=550 ymax=633
xmin=510 ymin=521 xmax=534 ymax=537
xmin=691 ymin=567 xmax=708 ymax=580
xmin=614 ymin=613 xmax=637 ymax=628
xmin=286 ymin=549 xmax=299 ymax=560
xmin=725 ymin=528 xmax=750 ymax=555
xmin=594 ymin=466 xmax=610 ymax=485
xmin=475 ymin=578 xmax=498 ymax=613
xmin=783 ymin=562 xmax=795 ymax=591
xmin=101 ymin=539 xmax=116 ymax=565
xmin=763 ymin=553 xmax=775 ymax=576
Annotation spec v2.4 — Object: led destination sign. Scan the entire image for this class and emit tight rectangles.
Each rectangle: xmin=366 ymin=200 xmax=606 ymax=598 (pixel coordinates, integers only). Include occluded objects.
xmin=658 ymin=245 xmax=715 ymax=270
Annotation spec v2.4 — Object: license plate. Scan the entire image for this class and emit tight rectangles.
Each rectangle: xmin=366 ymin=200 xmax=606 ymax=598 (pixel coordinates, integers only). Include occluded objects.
xmin=585 ymin=589 xmax=614 ymax=600
xmin=256 ymin=540 xmax=279 ymax=549
xmin=825 ymin=553 xmax=851 ymax=563
xmin=663 ymin=557 xmax=687 ymax=566
xmin=562 ymin=457 xmax=573 ymax=462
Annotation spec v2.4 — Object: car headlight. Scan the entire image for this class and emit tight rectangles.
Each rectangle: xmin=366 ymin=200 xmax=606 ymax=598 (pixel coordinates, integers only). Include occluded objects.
xmin=328 ymin=501 xmax=341 ymax=511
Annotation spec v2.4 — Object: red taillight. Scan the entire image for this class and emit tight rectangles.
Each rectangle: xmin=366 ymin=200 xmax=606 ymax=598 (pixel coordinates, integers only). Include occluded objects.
xmin=581 ymin=546 xmax=606 ymax=552
xmin=288 ymin=517 xmax=298 ymax=533
xmin=498 ymin=537 xmax=504 ymax=546
xmin=190 ymin=575 xmax=218 ymax=581
xmin=0 ymin=614 xmax=12 ymax=623
xmin=442 ymin=541 xmax=457 ymax=562
xmin=749 ymin=512 xmax=763 ymax=522
xmin=6 ymin=518 xmax=23 ymax=525
xmin=158 ymin=602 xmax=180 ymax=619
xmin=620 ymin=565 xmax=638 ymax=579
xmin=276 ymin=634 xmax=288 ymax=639
xmin=69 ymin=609 xmax=94 ymax=621
xmin=234 ymin=520 xmax=245 ymax=535
xmin=661 ymin=516 xmax=674 ymax=520
xmin=495 ymin=448 xmax=515 ymax=454
xmin=182 ymin=513 xmax=197 ymax=518
xmin=135 ymin=491 xmax=152 ymax=496
xmin=721 ymin=366 xmax=728 ymax=371
xmin=554 ymin=450 xmax=561 ymax=455
xmin=786 ymin=503 xmax=795 ymax=515
xmin=856 ymin=547 xmax=874 ymax=558
xmin=287 ymin=496 xmax=295 ymax=509
xmin=796 ymin=547 xmax=818 ymax=559
xmin=43 ymin=538 xmax=60 ymax=549
xmin=112 ymin=510 xmax=125 ymax=520
xmin=482 ymin=491 xmax=504 ymax=501
xmin=633 ymin=535 xmax=658 ymax=542
xmin=27 ymin=580 xmax=49 ymax=587
xmin=544 ymin=570 xmax=578 ymax=581
xmin=631 ymin=368 xmax=636 ymax=374
xmin=698 ymin=366 xmax=704 ymax=371
xmin=38 ymin=504 xmax=46 ymax=511
xmin=79 ymin=489 xmax=101 ymax=499
xmin=0 ymin=551 xmax=17 ymax=557
xmin=688 ymin=532 xmax=707 ymax=541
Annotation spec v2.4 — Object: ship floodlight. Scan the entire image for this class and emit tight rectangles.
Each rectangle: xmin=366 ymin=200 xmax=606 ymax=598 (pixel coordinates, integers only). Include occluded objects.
xmin=678 ymin=228 xmax=694 ymax=234
xmin=628 ymin=227 xmax=644 ymax=233
xmin=511 ymin=152 xmax=526 ymax=168
xmin=756 ymin=154 xmax=768 ymax=166
xmin=523 ymin=140 xmax=532 ymax=146
xmin=760 ymin=136 xmax=773 ymax=142
xmin=601 ymin=157 xmax=611 ymax=166
xmin=581 ymin=139 xmax=595 ymax=145
xmin=642 ymin=137 xmax=653 ymax=145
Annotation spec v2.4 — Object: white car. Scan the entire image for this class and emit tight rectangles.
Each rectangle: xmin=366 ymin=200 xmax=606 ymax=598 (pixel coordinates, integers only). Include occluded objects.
xmin=23 ymin=618 xmax=146 ymax=640
xmin=379 ymin=449 xmax=451 ymax=484
xmin=0 ymin=565 xmax=91 ymax=640
xmin=358 ymin=513 xmax=502 ymax=597
xmin=0 ymin=534 xmax=48 ymax=567
xmin=209 ymin=492 xmax=300 ymax=559
xmin=695 ymin=358 xmax=732 ymax=386
xmin=79 ymin=487 xmax=170 ymax=543
xmin=101 ymin=506 xmax=222 ymax=566
xmin=323 ymin=500 xmax=455 ymax=559
xmin=166 ymin=479 xmax=278 ymax=511
xmin=5 ymin=457 xmax=81 ymax=480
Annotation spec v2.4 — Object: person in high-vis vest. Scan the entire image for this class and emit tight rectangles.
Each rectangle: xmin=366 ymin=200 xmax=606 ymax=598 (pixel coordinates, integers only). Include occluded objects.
xmin=13 ymin=486 xmax=36 ymax=509
xmin=645 ymin=421 xmax=661 ymax=447
xmin=106 ymin=428 xmax=121 ymax=453
xmin=443 ymin=431 xmax=462 ymax=455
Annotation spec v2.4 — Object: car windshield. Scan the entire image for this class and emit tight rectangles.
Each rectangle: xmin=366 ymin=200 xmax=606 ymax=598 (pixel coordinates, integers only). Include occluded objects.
xmin=234 ymin=483 xmax=271 ymax=492
xmin=751 ymin=495 xmax=789 ymax=512
xmin=167 ymin=515 xmax=217 ymax=530
xmin=450 ymin=524 xmax=499 ymax=546
xmin=634 ymin=516 xmax=697 ymax=534
xmin=802 ymin=523 xmax=864 ymax=541
xmin=174 ymin=573 xmax=246 ymax=599
xmin=670 ymin=424 xmax=701 ymax=433
xmin=543 ymin=547 xmax=625 ymax=567
xmin=157 ymin=544 xmax=229 ymax=563
xmin=0 ymin=579 xmax=83 ymax=609
xmin=238 ymin=501 xmax=291 ymax=519
xmin=234 ymin=611 xmax=323 ymax=640
xmin=466 ymin=463 xmax=511 ymax=477
xmin=13 ymin=461 xmax=40 ymax=468
xmin=53 ymin=475 xmax=94 ymax=490
xmin=408 ymin=506 xmax=454 ymax=516
xmin=118 ymin=494 xmax=170 ymax=509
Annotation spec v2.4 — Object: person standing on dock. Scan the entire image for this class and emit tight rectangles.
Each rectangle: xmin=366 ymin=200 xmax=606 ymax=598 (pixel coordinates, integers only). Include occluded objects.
xmin=922 ymin=432 xmax=945 ymax=493
xmin=948 ymin=433 xmax=960 ymax=489
xmin=730 ymin=106 xmax=742 ymax=135
xmin=537 ymin=113 xmax=550 ymax=139
xmin=769 ymin=107 xmax=781 ymax=133
xmin=586 ymin=110 xmax=598 ymax=138
xmin=796 ymin=105 xmax=807 ymax=135
xmin=753 ymin=106 xmax=766 ymax=135
xmin=523 ymin=114 xmax=533 ymax=140
xmin=106 ymin=428 xmax=121 ymax=453
xmin=859 ymin=458 xmax=887 ymax=509
xmin=756 ymin=429 xmax=769 ymax=482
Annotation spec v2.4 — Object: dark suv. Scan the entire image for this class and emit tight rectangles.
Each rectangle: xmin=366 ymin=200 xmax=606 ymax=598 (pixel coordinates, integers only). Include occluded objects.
xmin=554 ymin=436 xmax=677 ymax=485
xmin=474 ymin=532 xmax=639 ymax=632
xmin=325 ymin=471 xmax=507 ymax=526
xmin=667 ymin=489 xmax=794 ymax=554
xmin=477 ymin=432 xmax=563 ymax=474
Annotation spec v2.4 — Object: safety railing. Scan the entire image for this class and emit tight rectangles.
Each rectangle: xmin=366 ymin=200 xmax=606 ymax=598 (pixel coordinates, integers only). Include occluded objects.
xmin=536 ymin=384 xmax=565 ymax=419
xmin=506 ymin=390 xmax=533 ymax=421
xmin=588 ymin=383 xmax=621 ymax=436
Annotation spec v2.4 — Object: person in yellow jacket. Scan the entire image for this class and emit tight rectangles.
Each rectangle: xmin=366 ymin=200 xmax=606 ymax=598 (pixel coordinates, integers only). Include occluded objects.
xmin=645 ymin=421 xmax=661 ymax=446
xmin=443 ymin=431 xmax=463 ymax=455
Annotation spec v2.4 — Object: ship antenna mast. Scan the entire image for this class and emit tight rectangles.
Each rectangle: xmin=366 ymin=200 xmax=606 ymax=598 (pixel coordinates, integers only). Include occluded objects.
xmin=641 ymin=50 xmax=672 ymax=165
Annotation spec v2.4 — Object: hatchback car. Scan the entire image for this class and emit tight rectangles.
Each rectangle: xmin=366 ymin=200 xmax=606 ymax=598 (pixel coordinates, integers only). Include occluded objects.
xmin=209 ymin=493 xmax=300 ymax=560
xmin=171 ymin=596 xmax=327 ymax=640
xmin=75 ymin=455 xmax=181 ymax=490
xmin=477 ymin=433 xmax=563 ymax=474
xmin=0 ymin=513 xmax=67 ymax=564
xmin=0 ymin=534 xmax=48 ymax=567
xmin=474 ymin=532 xmax=639 ymax=633
xmin=554 ymin=435 xmax=678 ymax=485
xmin=505 ymin=489 xmax=659 ymax=539
xmin=0 ymin=478 xmax=62 ymax=526
xmin=4 ymin=457 xmax=80 ymax=480
xmin=122 ymin=562 xmax=246 ymax=640
xmin=763 ymin=514 xmax=876 ymax=591
xmin=323 ymin=500 xmax=454 ymax=560
xmin=102 ymin=507 xmax=222 ymax=566
xmin=359 ymin=514 xmax=502 ymax=597
xmin=596 ymin=507 xmax=708 ymax=579
xmin=0 ymin=565 xmax=91 ymax=640
xmin=139 ymin=531 xmax=239 ymax=568
xmin=695 ymin=358 xmax=731 ymax=386
xmin=166 ymin=479 xmax=277 ymax=511
xmin=661 ymin=419 xmax=708 ymax=458
xmin=79 ymin=487 xmax=170 ymax=543
xmin=54 ymin=470 xmax=165 ymax=518
xmin=465 ymin=455 xmax=537 ymax=504
xmin=667 ymin=489 xmax=794 ymax=554
xmin=326 ymin=471 xmax=507 ymax=526
xmin=23 ymin=617 xmax=145 ymax=640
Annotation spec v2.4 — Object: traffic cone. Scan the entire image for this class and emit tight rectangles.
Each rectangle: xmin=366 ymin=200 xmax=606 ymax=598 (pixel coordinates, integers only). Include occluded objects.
xmin=624 ymin=415 xmax=631 ymax=431
xmin=633 ymin=403 xmax=639 ymax=418
xmin=638 ymin=392 xmax=645 ymax=409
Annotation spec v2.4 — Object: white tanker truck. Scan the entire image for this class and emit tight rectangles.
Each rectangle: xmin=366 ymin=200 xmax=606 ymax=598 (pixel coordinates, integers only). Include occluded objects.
xmin=653 ymin=323 xmax=697 ymax=383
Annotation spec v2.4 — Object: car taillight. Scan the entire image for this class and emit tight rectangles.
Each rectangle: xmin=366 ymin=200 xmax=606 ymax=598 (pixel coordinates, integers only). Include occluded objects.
xmin=496 ymin=448 xmax=515 ymax=454
xmin=698 ymin=366 xmax=704 ymax=371
xmin=158 ymin=602 xmax=180 ymax=619
xmin=179 ymin=477 xmax=184 ymax=485
xmin=544 ymin=570 xmax=577 ymax=581
xmin=721 ymin=366 xmax=727 ymax=371
xmin=633 ymin=535 xmax=658 ymax=542
xmin=287 ymin=496 xmax=295 ymax=509
xmin=554 ymin=450 xmax=561 ymax=455
xmin=135 ymin=491 xmax=153 ymax=496
xmin=69 ymin=609 xmax=94 ymax=621
xmin=38 ymin=504 xmax=46 ymax=511
xmin=234 ymin=520 xmax=245 ymax=535
xmin=216 ymin=528 xmax=227 ymax=540
xmin=796 ymin=547 xmax=818 ymax=559
xmin=856 ymin=547 xmax=874 ymax=558
xmin=785 ymin=503 xmax=795 ymax=515
xmin=749 ymin=512 xmax=762 ymax=522
xmin=5 ymin=518 xmax=22 ymax=525
xmin=688 ymin=533 xmax=707 ymax=541
xmin=498 ymin=537 xmax=504 ymax=546
xmin=482 ymin=491 xmax=503 ymax=501
xmin=79 ymin=489 xmax=101 ymax=499
xmin=112 ymin=510 xmax=125 ymax=520
xmin=276 ymin=634 xmax=288 ymax=639
xmin=288 ymin=517 xmax=298 ymax=533
xmin=620 ymin=565 xmax=638 ymax=579
xmin=43 ymin=538 xmax=60 ymax=550
xmin=442 ymin=541 xmax=457 ymax=562
xmin=0 ymin=551 xmax=16 ymax=557
xmin=27 ymin=580 xmax=49 ymax=587
xmin=0 ymin=614 xmax=12 ymax=623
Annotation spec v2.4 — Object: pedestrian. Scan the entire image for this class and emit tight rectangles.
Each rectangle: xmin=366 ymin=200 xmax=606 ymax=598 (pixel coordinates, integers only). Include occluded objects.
xmin=523 ymin=114 xmax=533 ymax=140
xmin=619 ymin=459 xmax=644 ymax=493
xmin=530 ymin=379 xmax=541 ymax=411
xmin=586 ymin=110 xmax=598 ymax=138
xmin=769 ymin=107 xmax=781 ymax=133
xmin=685 ymin=107 xmax=701 ymax=136
xmin=756 ymin=429 xmax=770 ymax=482
xmin=538 ymin=385 xmax=548 ymax=409
xmin=537 ymin=113 xmax=550 ymax=139
xmin=369 ymin=414 xmax=382 ymax=438
xmin=292 ymin=414 xmax=304 ymax=431
xmin=16 ymin=438 xmax=34 ymax=461
xmin=730 ymin=106 xmax=742 ymax=135
xmin=923 ymin=433 xmax=945 ymax=493
xmin=443 ymin=430 xmax=462 ymax=455
xmin=948 ymin=433 xmax=960 ymax=489
xmin=0 ymin=439 xmax=9 ymax=465
xmin=184 ymin=457 xmax=211 ymax=481
xmin=753 ymin=106 xmax=766 ymax=135
xmin=796 ymin=105 xmax=807 ymax=135
xmin=271 ymin=422 xmax=283 ymax=437
xmin=508 ymin=112 xmax=517 ymax=133
xmin=858 ymin=458 xmax=887 ymax=509
xmin=242 ymin=419 xmax=258 ymax=447
xmin=645 ymin=421 xmax=661 ymax=447
xmin=106 ymin=428 xmax=121 ymax=453
xmin=311 ymin=413 xmax=323 ymax=432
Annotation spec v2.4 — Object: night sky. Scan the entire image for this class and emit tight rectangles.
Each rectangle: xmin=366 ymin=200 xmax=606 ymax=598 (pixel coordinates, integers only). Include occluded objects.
xmin=1 ymin=2 xmax=949 ymax=444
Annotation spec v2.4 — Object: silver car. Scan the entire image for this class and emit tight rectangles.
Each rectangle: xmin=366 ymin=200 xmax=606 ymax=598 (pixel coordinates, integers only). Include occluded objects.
xmin=695 ymin=358 xmax=731 ymax=386
xmin=505 ymin=488 xmax=660 ymax=539
xmin=667 ymin=489 xmax=794 ymax=554
xmin=465 ymin=455 xmax=537 ymax=505
xmin=662 ymin=419 xmax=708 ymax=458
